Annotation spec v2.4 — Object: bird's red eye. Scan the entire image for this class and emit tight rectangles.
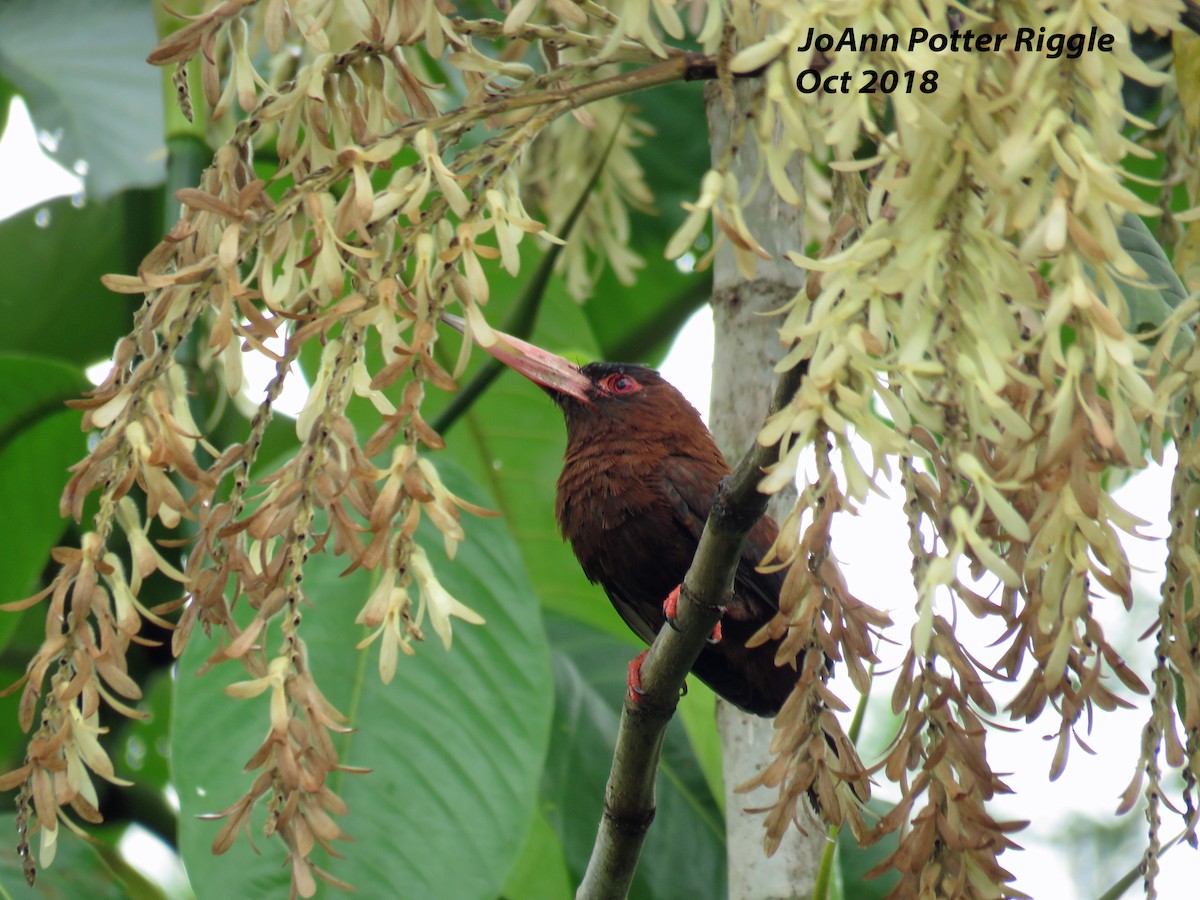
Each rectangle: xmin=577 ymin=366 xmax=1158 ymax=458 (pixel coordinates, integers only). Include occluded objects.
xmin=601 ymin=373 xmax=641 ymax=395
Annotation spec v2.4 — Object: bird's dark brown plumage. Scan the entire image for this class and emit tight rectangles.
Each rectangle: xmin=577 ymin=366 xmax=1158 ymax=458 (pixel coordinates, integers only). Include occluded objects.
xmin=552 ymin=362 xmax=796 ymax=715
xmin=446 ymin=317 xmax=798 ymax=715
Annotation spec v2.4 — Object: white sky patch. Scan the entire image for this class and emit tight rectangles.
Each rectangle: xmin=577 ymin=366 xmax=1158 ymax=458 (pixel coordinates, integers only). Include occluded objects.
xmin=674 ymin=250 xmax=697 ymax=274
xmin=0 ymin=96 xmax=83 ymax=221
xmin=84 ymin=331 xmax=311 ymax=420
xmin=117 ymin=825 xmax=192 ymax=899
xmin=659 ymin=306 xmax=713 ymax=425
xmin=85 ymin=359 xmax=115 ymax=386
xmin=238 ymin=328 xmax=310 ymax=419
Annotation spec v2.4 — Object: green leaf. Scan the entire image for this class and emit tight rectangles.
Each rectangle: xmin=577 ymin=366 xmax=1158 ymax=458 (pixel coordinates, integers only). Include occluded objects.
xmin=674 ymin=680 xmax=724 ymax=810
xmin=0 ymin=661 xmax=29 ymax=778
xmin=542 ymin=614 xmax=726 ymax=900
xmin=0 ymin=0 xmax=164 ymax=199
xmin=0 ymin=355 xmax=86 ymax=649
xmin=1116 ymin=212 xmax=1191 ymax=336
xmin=501 ymin=809 xmax=573 ymax=900
xmin=113 ymin=672 xmax=174 ymax=798
xmin=836 ymin=799 xmax=898 ymax=899
xmin=0 ymin=814 xmax=145 ymax=900
xmin=0 ymin=79 xmax=15 ymax=137
xmin=0 ymin=195 xmax=145 ymax=364
xmin=0 ymin=353 xmax=87 ymax=435
xmin=172 ymin=462 xmax=553 ymax=898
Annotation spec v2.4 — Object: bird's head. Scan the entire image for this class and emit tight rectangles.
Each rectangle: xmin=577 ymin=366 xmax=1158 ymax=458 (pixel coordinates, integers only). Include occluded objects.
xmin=442 ymin=314 xmax=708 ymax=447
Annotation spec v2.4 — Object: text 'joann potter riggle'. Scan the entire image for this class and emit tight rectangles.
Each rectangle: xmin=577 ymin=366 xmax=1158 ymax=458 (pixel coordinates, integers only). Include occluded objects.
xmin=797 ymin=25 xmax=1116 ymax=60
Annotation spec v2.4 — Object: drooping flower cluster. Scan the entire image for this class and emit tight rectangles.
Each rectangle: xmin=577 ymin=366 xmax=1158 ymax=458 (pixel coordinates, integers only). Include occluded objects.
xmin=658 ymin=1 xmax=1198 ymax=895
xmin=1 ymin=0 xmax=673 ymax=893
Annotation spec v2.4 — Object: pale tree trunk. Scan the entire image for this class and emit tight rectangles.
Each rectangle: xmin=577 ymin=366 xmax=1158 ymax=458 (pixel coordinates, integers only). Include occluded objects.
xmin=706 ymin=80 xmax=824 ymax=900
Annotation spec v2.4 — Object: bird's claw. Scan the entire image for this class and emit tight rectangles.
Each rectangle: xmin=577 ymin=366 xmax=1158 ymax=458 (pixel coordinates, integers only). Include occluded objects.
xmin=627 ymin=649 xmax=691 ymax=702
xmin=662 ymin=585 xmax=682 ymax=632
xmin=626 ymin=650 xmax=649 ymax=702
xmin=663 ymin=585 xmax=723 ymax=643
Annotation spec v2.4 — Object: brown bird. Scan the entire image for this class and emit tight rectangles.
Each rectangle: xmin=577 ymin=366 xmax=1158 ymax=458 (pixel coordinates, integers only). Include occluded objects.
xmin=444 ymin=316 xmax=798 ymax=716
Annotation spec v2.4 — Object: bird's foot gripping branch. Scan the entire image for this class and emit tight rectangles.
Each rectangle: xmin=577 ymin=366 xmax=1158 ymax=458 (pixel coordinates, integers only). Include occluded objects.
xmin=661 ymin=585 xmax=723 ymax=643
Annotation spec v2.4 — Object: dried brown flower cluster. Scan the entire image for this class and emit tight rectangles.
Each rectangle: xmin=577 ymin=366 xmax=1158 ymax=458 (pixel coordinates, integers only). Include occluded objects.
xmin=741 ymin=441 xmax=887 ymax=851
xmin=0 ymin=0 xmax=677 ymax=894
xmin=2 ymin=0 xmax=1199 ymax=897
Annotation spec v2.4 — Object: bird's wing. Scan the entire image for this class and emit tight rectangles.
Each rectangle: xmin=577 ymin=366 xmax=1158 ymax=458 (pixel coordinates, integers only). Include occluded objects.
xmin=659 ymin=455 xmax=785 ymax=620
xmin=569 ymin=510 xmax=676 ymax=647
xmin=601 ymin=586 xmax=662 ymax=647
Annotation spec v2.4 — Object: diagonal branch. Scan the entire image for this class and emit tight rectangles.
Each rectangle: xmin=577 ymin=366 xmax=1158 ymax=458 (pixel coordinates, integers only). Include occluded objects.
xmin=575 ymin=361 xmax=807 ymax=900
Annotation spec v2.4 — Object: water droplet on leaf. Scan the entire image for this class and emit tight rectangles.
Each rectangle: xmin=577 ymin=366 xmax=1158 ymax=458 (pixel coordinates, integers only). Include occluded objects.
xmin=125 ymin=735 xmax=146 ymax=770
xmin=36 ymin=129 xmax=63 ymax=154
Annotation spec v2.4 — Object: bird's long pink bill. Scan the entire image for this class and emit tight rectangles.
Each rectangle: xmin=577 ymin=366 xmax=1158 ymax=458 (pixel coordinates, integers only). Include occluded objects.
xmin=441 ymin=313 xmax=593 ymax=404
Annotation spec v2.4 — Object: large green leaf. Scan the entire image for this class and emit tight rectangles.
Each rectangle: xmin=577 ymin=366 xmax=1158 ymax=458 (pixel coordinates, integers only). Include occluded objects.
xmin=1116 ymin=212 xmax=1191 ymax=338
xmin=0 ymin=0 xmax=164 ymax=199
xmin=172 ymin=463 xmax=553 ymax=898
xmin=0 ymin=353 xmax=87 ymax=430
xmin=114 ymin=671 xmax=174 ymax=803
xmin=0 ymin=78 xmax=15 ymax=137
xmin=836 ymin=799 xmax=899 ymax=899
xmin=542 ymin=614 xmax=727 ymax=900
xmin=0 ymin=815 xmax=163 ymax=900
xmin=0 ymin=660 xmax=29 ymax=792
xmin=674 ymin=680 xmax=724 ymax=810
xmin=0 ymin=195 xmax=147 ymax=364
xmin=427 ymin=256 xmax=639 ymax=642
xmin=0 ymin=356 xmax=86 ymax=649
xmin=501 ymin=809 xmax=573 ymax=900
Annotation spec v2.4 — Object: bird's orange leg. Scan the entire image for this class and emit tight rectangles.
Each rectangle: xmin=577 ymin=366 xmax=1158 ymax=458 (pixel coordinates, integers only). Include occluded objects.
xmin=626 ymin=649 xmax=690 ymax=702
xmin=626 ymin=650 xmax=649 ymax=702
xmin=662 ymin=586 xmax=682 ymax=630
xmin=662 ymin=585 xmax=723 ymax=643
